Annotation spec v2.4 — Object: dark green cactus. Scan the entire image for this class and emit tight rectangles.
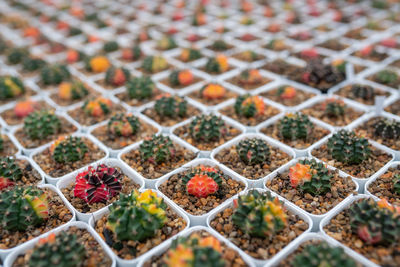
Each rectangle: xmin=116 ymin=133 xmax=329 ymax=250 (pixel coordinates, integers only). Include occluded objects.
xmin=129 ymin=45 xmax=142 ymax=60
xmin=180 ymin=48 xmax=202 ymax=62
xmin=68 ymin=26 xmax=82 ymax=36
xmin=103 ymin=41 xmax=119 ymax=53
xmin=323 ymin=99 xmax=345 ymax=118
xmin=278 ymin=113 xmax=313 ymax=140
xmin=168 ymin=70 xmax=180 ymax=87
xmin=293 ymin=242 xmax=356 ymax=267
xmin=234 ymin=94 xmax=264 ymax=118
xmin=327 ymin=130 xmax=371 ymax=165
xmin=22 ymin=57 xmax=46 ymax=72
xmin=40 ymin=64 xmax=71 ymax=86
xmin=29 ymin=232 xmax=85 ymax=267
xmin=157 ymin=36 xmax=177 ymax=50
xmin=351 ymin=84 xmax=375 ymax=100
xmin=188 ymin=115 xmax=228 ymax=142
xmin=205 ymin=57 xmax=222 ymax=73
xmin=296 ymin=159 xmax=333 ymax=196
xmin=393 ymin=174 xmax=400 ymax=195
xmin=107 ymin=113 xmax=140 ymax=137
xmin=236 ymin=138 xmax=270 ymax=165
xmin=141 ymin=55 xmax=168 ymax=73
xmin=7 ymin=47 xmax=29 ymax=65
xmin=0 ymin=136 xmax=3 ymax=151
xmin=0 ymin=75 xmax=25 ymax=99
xmin=0 ymin=157 xmax=23 ymax=189
xmin=375 ymin=70 xmax=398 ymax=86
xmin=51 ymin=136 xmax=89 ymax=163
xmin=139 ymin=134 xmax=175 ymax=164
xmin=373 ymin=118 xmax=400 ymax=139
xmin=126 ymin=76 xmax=155 ymax=100
xmin=154 ymin=95 xmax=187 ymax=118
xmin=23 ymin=110 xmax=62 ymax=140
xmin=211 ymin=39 xmax=229 ymax=51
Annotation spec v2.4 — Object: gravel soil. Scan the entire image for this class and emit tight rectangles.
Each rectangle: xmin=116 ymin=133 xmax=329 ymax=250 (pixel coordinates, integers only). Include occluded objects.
xmin=68 ymin=104 xmax=125 ymax=126
xmin=0 ymin=100 xmax=53 ymax=126
xmin=367 ymin=166 xmax=400 ymax=205
xmin=142 ymin=104 xmax=200 ymax=127
xmin=262 ymin=88 xmax=316 ymax=107
xmin=0 ymin=134 xmax=18 ymax=156
xmin=334 ymin=85 xmax=390 ymax=106
xmin=188 ymin=88 xmax=238 ymax=106
xmin=115 ymin=88 xmax=164 ymax=107
xmin=219 ymin=104 xmax=280 ymax=126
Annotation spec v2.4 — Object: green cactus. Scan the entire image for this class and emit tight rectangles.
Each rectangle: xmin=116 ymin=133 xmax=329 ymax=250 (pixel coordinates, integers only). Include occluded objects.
xmin=157 ymin=36 xmax=177 ymax=50
xmin=0 ymin=186 xmax=49 ymax=231
xmin=188 ymin=115 xmax=228 ymax=142
xmin=106 ymin=189 xmax=167 ymax=242
xmin=234 ymin=94 xmax=264 ymax=118
xmin=278 ymin=113 xmax=313 ymax=140
xmin=104 ymin=66 xmax=130 ymax=86
xmin=0 ymin=135 xmax=3 ymax=151
xmin=168 ymin=70 xmax=180 ymax=87
xmin=68 ymin=26 xmax=82 ymax=36
xmin=351 ymin=84 xmax=375 ymax=100
xmin=22 ymin=57 xmax=46 ymax=72
xmin=0 ymin=157 xmax=23 ymax=189
xmin=393 ymin=174 xmax=400 ymax=195
xmin=0 ymin=75 xmax=25 ymax=99
xmin=62 ymin=81 xmax=89 ymax=100
xmin=181 ymin=166 xmax=223 ymax=189
xmin=7 ymin=47 xmax=29 ymax=65
xmin=372 ymin=0 xmax=388 ymax=9
xmin=236 ymin=138 xmax=270 ymax=165
xmin=51 ymin=136 xmax=89 ymax=164
xmin=126 ymin=76 xmax=155 ymax=100
xmin=142 ymin=55 xmax=168 ymax=73
xmin=375 ymin=70 xmax=398 ymax=86
xmin=323 ymin=99 xmax=345 ymax=118
xmin=327 ymin=130 xmax=371 ymax=165
xmin=374 ymin=118 xmax=400 ymax=139
xmin=29 ymin=232 xmax=85 ymax=267
xmin=180 ymin=48 xmax=202 ymax=62
xmin=296 ymin=159 xmax=333 ymax=196
xmin=139 ymin=134 xmax=175 ymax=164
xmin=107 ymin=113 xmax=140 ymax=137
xmin=103 ymin=41 xmax=119 ymax=53
xmin=155 ymin=95 xmax=187 ymax=118
xmin=211 ymin=39 xmax=229 ymax=51
xmin=292 ymin=242 xmax=356 ymax=267
xmin=350 ymin=198 xmax=400 ymax=245
xmin=232 ymin=190 xmax=287 ymax=237
xmin=205 ymin=57 xmax=222 ymax=73
xmin=40 ymin=64 xmax=71 ymax=86
xmin=130 ymin=45 xmax=142 ymax=60
xmin=23 ymin=110 xmax=62 ymax=140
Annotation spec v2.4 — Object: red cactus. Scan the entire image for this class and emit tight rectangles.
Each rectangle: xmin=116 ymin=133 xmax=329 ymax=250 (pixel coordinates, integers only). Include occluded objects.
xmin=186 ymin=174 xmax=219 ymax=198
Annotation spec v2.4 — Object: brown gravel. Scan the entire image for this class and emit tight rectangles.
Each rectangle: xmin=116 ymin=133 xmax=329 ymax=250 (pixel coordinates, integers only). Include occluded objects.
xmin=261 ymin=122 xmax=330 ymax=150
xmin=318 ymin=39 xmax=349 ymax=51
xmin=302 ymin=102 xmax=364 ymax=127
xmin=142 ymin=104 xmax=201 ymax=127
xmin=262 ymin=88 xmax=316 ymax=107
xmin=352 ymin=50 xmax=388 ymax=62
xmin=0 ymin=101 xmax=53 ymax=126
xmin=49 ymin=87 xmax=98 ymax=107
xmin=0 ymin=87 xmax=36 ymax=106
xmin=33 ymin=138 xmax=106 ymax=178
xmin=368 ymin=166 xmax=400 ymax=206
xmin=14 ymin=117 xmax=78 ymax=149
xmin=334 ymin=85 xmax=390 ymax=106
xmin=95 ymin=78 xmax=127 ymax=90
xmin=215 ymin=145 xmax=292 ymax=180
xmin=353 ymin=64 xmax=367 ymax=74
xmin=158 ymin=166 xmax=245 ymax=215
xmin=159 ymin=76 xmax=203 ymax=90
xmin=95 ymin=206 xmax=187 ymax=260
xmin=121 ymin=143 xmax=197 ymax=179
xmin=62 ymin=170 xmax=140 ymax=213
xmin=344 ymin=28 xmax=367 ymax=40
xmin=115 ymin=88 xmax=164 ymax=107
xmin=188 ymin=89 xmax=238 ymax=106
xmin=231 ymin=52 xmax=265 ymax=62
xmin=210 ymin=206 xmax=309 ymax=260
xmin=68 ymin=104 xmax=125 ymax=126
xmin=137 ymin=65 xmax=172 ymax=75
xmin=219 ymin=104 xmax=280 ymax=126
xmin=324 ymin=200 xmax=400 ymax=267
xmin=12 ymin=226 xmax=113 ymax=267
xmin=312 ymin=144 xmax=392 ymax=178
xmin=174 ymin=124 xmax=241 ymax=151
xmin=266 ymin=168 xmax=356 ymax=215
xmin=262 ymin=60 xmax=301 ymax=76
xmin=142 ymin=230 xmax=248 ymax=267
xmin=226 ymin=75 xmax=271 ymax=91
xmin=91 ymin=119 xmax=158 ymax=150
xmin=0 ymin=134 xmax=18 ymax=156
xmin=6 ymin=158 xmax=42 ymax=187
xmin=0 ymin=188 xmax=73 ymax=249
xmin=385 ymin=100 xmax=400 ymax=116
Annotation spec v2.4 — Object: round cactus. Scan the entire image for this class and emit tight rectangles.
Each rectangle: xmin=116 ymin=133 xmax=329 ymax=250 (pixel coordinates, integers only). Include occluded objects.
xmin=0 ymin=186 xmax=49 ymax=231
xmin=232 ymin=190 xmax=287 ymax=237
xmin=58 ymin=81 xmax=89 ymax=101
xmin=7 ymin=47 xmax=29 ymax=65
xmin=29 ymin=232 xmax=85 ymax=267
xmin=155 ymin=95 xmax=188 ymax=118
xmin=201 ymin=84 xmax=226 ymax=100
xmin=139 ymin=134 xmax=175 ymax=164
xmin=105 ymin=66 xmax=131 ymax=87
xmin=0 ymin=157 xmax=23 ymax=190
xmin=121 ymin=45 xmax=142 ymax=61
xmin=322 ymin=98 xmax=345 ymax=118
xmin=205 ymin=55 xmax=229 ymax=73
xmin=278 ymin=113 xmax=313 ymax=140
xmin=234 ymin=94 xmax=265 ymax=118
xmin=23 ymin=110 xmax=62 ymax=140
xmin=182 ymin=165 xmax=223 ymax=198
xmin=0 ymin=75 xmax=25 ymax=100
xmin=168 ymin=70 xmax=194 ymax=87
xmin=141 ymin=55 xmax=168 ymax=73
xmin=375 ymin=70 xmax=398 ymax=85
xmin=157 ymin=36 xmax=177 ymax=50
xmin=126 ymin=76 xmax=155 ymax=100
xmin=40 ymin=64 xmax=71 ymax=86
xmin=14 ymin=100 xmax=36 ymax=118
xmin=179 ymin=48 xmax=202 ymax=62
xmin=327 ymin=130 xmax=371 ymax=165
xmin=373 ymin=118 xmax=400 ymax=140
xmin=236 ymin=138 xmax=270 ymax=165
xmin=351 ymin=84 xmax=375 ymax=100
xmin=238 ymin=69 xmax=263 ymax=85
xmin=51 ymin=136 xmax=89 ymax=164
xmin=22 ymin=57 xmax=46 ymax=72
xmin=277 ymin=86 xmax=296 ymax=99
xmin=107 ymin=113 xmax=140 ymax=137
xmin=85 ymin=56 xmax=110 ymax=73
xmin=106 ymin=189 xmax=167 ymax=242
xmin=82 ymin=97 xmax=112 ymax=117
xmin=103 ymin=41 xmax=119 ymax=53
xmin=189 ymin=115 xmax=228 ymax=142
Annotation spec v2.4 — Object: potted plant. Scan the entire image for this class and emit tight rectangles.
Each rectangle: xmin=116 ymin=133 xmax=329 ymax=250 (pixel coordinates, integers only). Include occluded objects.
xmin=262 ymin=85 xmax=316 ymax=107
xmin=202 ymin=55 xmax=231 ymax=75
xmin=0 ymin=156 xmax=42 ymax=189
xmin=96 ymin=66 xmax=131 ymax=90
xmin=140 ymin=55 xmax=169 ymax=74
xmin=160 ymin=69 xmax=202 ymax=89
xmin=39 ymin=64 xmax=71 ymax=89
xmin=81 ymin=55 xmax=111 ymax=76
xmin=176 ymin=48 xmax=202 ymax=63
xmin=49 ymin=80 xmax=93 ymax=107
xmin=368 ymin=69 xmax=399 ymax=89
xmin=227 ymin=69 xmax=270 ymax=91
xmin=0 ymin=75 xmax=34 ymax=105
xmin=188 ymin=83 xmax=237 ymax=107
xmin=367 ymin=163 xmax=400 ymax=206
xmin=334 ymin=83 xmax=390 ymax=106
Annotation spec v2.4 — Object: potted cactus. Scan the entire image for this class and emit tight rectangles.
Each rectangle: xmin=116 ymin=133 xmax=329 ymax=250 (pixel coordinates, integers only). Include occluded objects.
xmin=261 ymin=85 xmax=316 ymax=107
xmin=140 ymin=55 xmax=169 ymax=74
xmin=156 ymin=36 xmax=177 ymax=50
xmin=120 ymin=45 xmax=143 ymax=62
xmin=33 ymin=135 xmax=106 ymax=178
xmin=176 ymin=48 xmax=202 ymax=63
xmin=121 ymin=134 xmax=196 ymax=180
xmin=6 ymin=47 xmax=29 ymax=65
xmin=227 ymin=69 xmax=270 ymax=90
xmin=203 ymin=55 xmax=231 ymax=75
xmin=188 ymin=83 xmax=237 ymax=106
xmin=369 ymin=69 xmax=399 ymax=89
xmin=97 ymin=66 xmax=131 ymax=89
xmin=50 ymin=80 xmax=91 ymax=106
xmin=352 ymin=45 xmax=387 ymax=62
xmin=368 ymin=164 xmax=400 ymax=206
xmin=103 ymin=41 xmax=119 ymax=53
xmin=209 ymin=190 xmax=309 ymax=260
xmin=173 ymin=114 xmax=242 ymax=151
xmin=232 ymin=50 xmax=264 ymax=62
xmin=20 ymin=56 xmax=46 ymax=76
xmin=207 ymin=39 xmax=233 ymax=52
xmin=161 ymin=69 xmax=201 ymax=89
xmin=93 ymin=189 xmax=187 ymax=260
xmin=312 ymin=130 xmax=392 ymax=179
xmin=261 ymin=113 xmax=330 ymax=150
xmin=0 ymin=156 xmax=42 ymax=189
xmin=40 ymin=64 xmax=71 ymax=88
xmin=83 ymin=55 xmax=111 ymax=75
xmin=266 ymin=158 xmax=356 ymax=215
xmin=0 ymin=98 xmax=52 ymax=126
xmin=0 ymin=186 xmax=73 ymax=250
xmin=335 ymin=83 xmax=389 ymax=106
xmin=323 ymin=198 xmax=400 ymax=266
xmin=0 ymin=75 xmax=30 ymax=104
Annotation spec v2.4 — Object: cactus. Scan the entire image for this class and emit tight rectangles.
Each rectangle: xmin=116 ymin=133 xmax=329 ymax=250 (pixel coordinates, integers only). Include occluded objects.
xmin=234 ymin=94 xmax=265 ymax=118
xmin=23 ymin=110 xmax=61 ymax=140
xmin=7 ymin=47 xmax=29 ymax=65
xmin=74 ymin=164 xmax=122 ymax=204
xmin=0 ymin=136 xmax=3 ymax=152
xmin=107 ymin=113 xmax=140 ymax=137
xmin=157 ymin=36 xmax=177 ymax=50
xmin=302 ymin=60 xmax=344 ymax=93
xmin=139 ymin=134 xmax=175 ymax=164
xmin=200 ymin=84 xmax=226 ymax=100
xmin=179 ymin=48 xmax=202 ymax=62
xmin=40 ymin=64 xmax=71 ymax=86
xmin=210 ymin=39 xmax=228 ymax=51
xmin=373 ymin=118 xmax=400 ymax=139
xmin=168 ymin=70 xmax=194 ymax=87
xmin=141 ymin=55 xmax=168 ymax=73
xmin=350 ymin=198 xmax=400 ymax=245
xmin=51 ymin=136 xmax=89 ymax=164
xmin=393 ymin=174 xmax=400 ymax=195
xmin=121 ymin=45 xmax=142 ymax=61
xmin=277 ymin=86 xmax=296 ymax=99
xmin=105 ymin=67 xmax=130 ymax=87
xmin=0 ymin=157 xmax=23 ymax=190
xmin=0 ymin=75 xmax=25 ymax=99
xmin=165 ymin=233 xmax=225 ymax=267
xmin=106 ymin=189 xmax=167 ymax=242
xmin=103 ymin=41 xmax=119 ymax=53
xmin=29 ymin=232 xmax=85 ymax=267
xmin=205 ymin=55 xmax=229 ymax=73
xmin=292 ymin=242 xmax=356 ymax=267
xmin=14 ymin=100 xmax=36 ymax=118
xmin=350 ymin=84 xmax=375 ymax=100
xmin=237 ymin=50 xmax=258 ymax=61
xmin=22 ymin=57 xmax=46 ymax=72
xmin=85 ymin=56 xmax=111 ymax=73
xmin=232 ymin=190 xmax=287 ymax=237
xmin=66 ymin=49 xmax=85 ymax=64
xmin=278 ymin=113 xmax=313 ymax=140
xmin=126 ymin=76 xmax=155 ymax=100
xmin=289 ymin=159 xmax=333 ymax=196
xmin=182 ymin=165 xmax=223 ymax=198
xmin=82 ymin=97 xmax=112 ymax=117
xmin=327 ymin=130 xmax=371 ymax=165
xmin=58 ymin=81 xmax=89 ymax=101
xmin=238 ymin=69 xmax=263 ymax=85
xmin=0 ymin=186 xmax=49 ymax=231
xmin=155 ymin=95 xmax=187 ymax=118
xmin=322 ymin=98 xmax=345 ymax=118
xmin=375 ymin=70 xmax=398 ymax=85
xmin=236 ymin=138 xmax=270 ymax=165
xmin=189 ymin=115 xmax=228 ymax=142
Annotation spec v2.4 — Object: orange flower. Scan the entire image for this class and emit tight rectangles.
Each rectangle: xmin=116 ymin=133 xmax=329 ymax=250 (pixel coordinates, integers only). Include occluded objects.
xmin=242 ymin=96 xmax=265 ymax=115
xmin=50 ymin=136 xmax=66 ymax=154
xmin=38 ymin=233 xmax=56 ymax=245
xmin=279 ymin=86 xmax=296 ymax=99
xmin=289 ymin=163 xmax=312 ymax=188
xmin=201 ymin=84 xmax=226 ymax=99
